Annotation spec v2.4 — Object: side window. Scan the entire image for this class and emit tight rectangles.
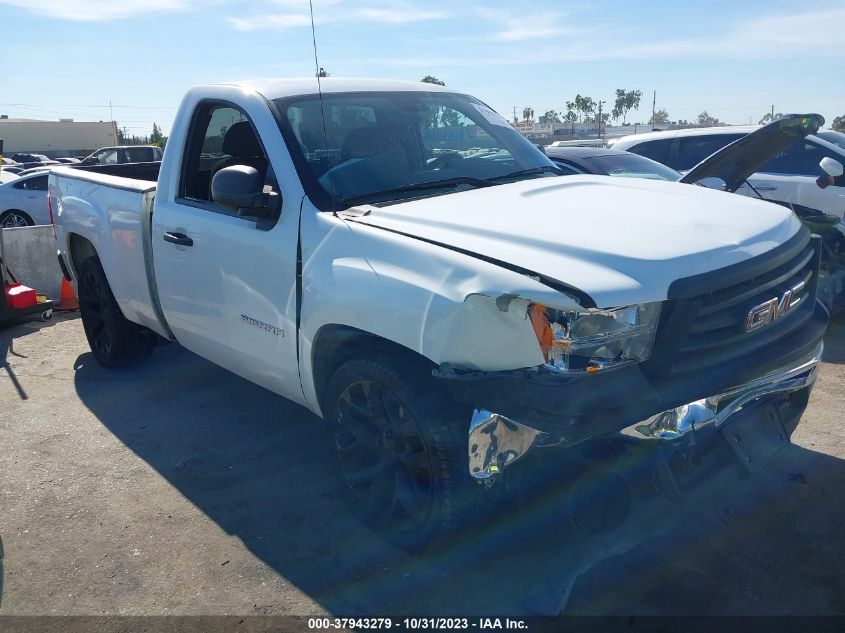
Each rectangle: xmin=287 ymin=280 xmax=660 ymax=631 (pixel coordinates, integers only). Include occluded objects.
xmin=29 ymin=175 xmax=48 ymax=191
xmin=789 ymin=142 xmax=838 ymax=177
xmin=675 ymin=134 xmax=742 ymax=171
xmin=628 ymin=138 xmax=673 ymax=166
xmin=99 ymin=149 xmax=119 ymax=165
xmin=126 ymin=147 xmax=153 ymax=162
xmin=15 ymin=176 xmax=47 ymax=191
xmin=180 ymin=103 xmax=275 ymax=205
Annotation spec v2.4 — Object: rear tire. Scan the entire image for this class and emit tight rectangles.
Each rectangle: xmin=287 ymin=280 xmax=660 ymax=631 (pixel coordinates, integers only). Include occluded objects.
xmin=324 ymin=355 xmax=489 ymax=550
xmin=77 ymin=256 xmax=153 ymax=368
xmin=0 ymin=210 xmax=33 ymax=228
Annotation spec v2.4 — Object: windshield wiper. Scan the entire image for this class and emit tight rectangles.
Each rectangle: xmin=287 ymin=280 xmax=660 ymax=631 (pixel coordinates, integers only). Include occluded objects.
xmin=339 ymin=176 xmax=494 ymax=207
xmin=487 ymin=165 xmax=564 ymax=182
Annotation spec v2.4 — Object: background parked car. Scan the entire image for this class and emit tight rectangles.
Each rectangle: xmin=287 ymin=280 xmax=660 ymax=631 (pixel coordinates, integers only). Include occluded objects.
xmin=612 ymin=126 xmax=845 ymax=221
xmin=544 ymin=146 xmax=682 ymax=180
xmin=0 ymin=172 xmax=49 ymax=227
xmin=79 ymin=145 xmax=163 ymax=166
xmin=11 ymin=152 xmax=50 ymax=164
xmin=53 ymin=157 xmax=80 ymax=164
xmin=0 ymin=166 xmax=24 ymax=175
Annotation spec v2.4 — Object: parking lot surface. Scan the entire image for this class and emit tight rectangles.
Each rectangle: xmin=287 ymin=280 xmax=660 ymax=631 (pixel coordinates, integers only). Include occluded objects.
xmin=0 ymin=313 xmax=843 ymax=615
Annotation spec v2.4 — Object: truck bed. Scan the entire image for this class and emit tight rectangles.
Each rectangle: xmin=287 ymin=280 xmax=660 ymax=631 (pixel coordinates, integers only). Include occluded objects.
xmin=72 ymin=161 xmax=161 ymax=183
xmin=50 ymin=166 xmax=170 ymax=338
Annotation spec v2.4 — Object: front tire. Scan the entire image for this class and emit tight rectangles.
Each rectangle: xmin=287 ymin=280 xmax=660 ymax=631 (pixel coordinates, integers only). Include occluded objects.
xmin=325 ymin=355 xmax=486 ymax=550
xmin=77 ymin=256 xmax=153 ymax=368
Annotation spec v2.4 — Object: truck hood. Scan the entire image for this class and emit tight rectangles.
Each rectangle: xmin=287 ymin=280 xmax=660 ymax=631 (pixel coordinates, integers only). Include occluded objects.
xmin=348 ymin=176 xmax=802 ymax=307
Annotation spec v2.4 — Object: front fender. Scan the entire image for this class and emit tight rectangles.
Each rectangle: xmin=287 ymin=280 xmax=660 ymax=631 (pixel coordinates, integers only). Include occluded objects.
xmin=298 ymin=211 xmax=584 ymax=413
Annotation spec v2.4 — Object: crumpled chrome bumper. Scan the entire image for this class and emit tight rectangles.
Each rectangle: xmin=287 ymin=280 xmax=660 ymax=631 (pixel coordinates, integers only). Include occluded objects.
xmin=468 ymin=342 xmax=823 ymax=479
xmin=469 ymin=410 xmax=548 ymax=480
xmin=621 ymin=341 xmax=822 ymax=441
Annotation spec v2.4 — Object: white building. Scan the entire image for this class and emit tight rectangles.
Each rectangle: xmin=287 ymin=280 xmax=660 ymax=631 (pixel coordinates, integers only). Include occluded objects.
xmin=0 ymin=117 xmax=119 ymax=158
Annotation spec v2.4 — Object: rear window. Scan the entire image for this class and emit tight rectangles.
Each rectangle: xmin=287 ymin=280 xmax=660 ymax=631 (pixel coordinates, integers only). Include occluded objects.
xmin=627 ymin=138 xmax=673 ymax=166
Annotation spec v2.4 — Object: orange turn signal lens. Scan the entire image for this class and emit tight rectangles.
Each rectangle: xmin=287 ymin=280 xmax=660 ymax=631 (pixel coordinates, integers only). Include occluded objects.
xmin=529 ymin=304 xmax=553 ymax=360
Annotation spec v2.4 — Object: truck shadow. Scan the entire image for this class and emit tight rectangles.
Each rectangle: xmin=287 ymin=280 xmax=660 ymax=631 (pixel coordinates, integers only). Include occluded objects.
xmin=72 ymin=343 xmax=845 ymax=615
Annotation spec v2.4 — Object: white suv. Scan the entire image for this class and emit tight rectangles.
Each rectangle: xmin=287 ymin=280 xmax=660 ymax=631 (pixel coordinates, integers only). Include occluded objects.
xmin=612 ymin=126 xmax=845 ymax=221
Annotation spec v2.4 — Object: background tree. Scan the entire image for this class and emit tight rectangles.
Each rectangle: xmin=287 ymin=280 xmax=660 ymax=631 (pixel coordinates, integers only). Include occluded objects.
xmin=611 ymin=89 xmax=642 ymax=125
xmin=563 ymin=108 xmax=578 ymax=137
xmin=150 ymin=123 xmax=163 ymax=144
xmin=697 ymin=111 xmax=721 ymax=127
xmin=831 ymin=115 xmax=845 ymax=132
xmin=522 ymin=106 xmax=534 ymax=123
xmin=573 ymin=95 xmax=596 ymax=124
xmin=539 ymin=110 xmax=561 ymax=125
xmin=649 ymin=108 xmax=669 ymax=125
xmin=420 ymin=75 xmax=445 ymax=86
xmin=759 ymin=112 xmax=784 ymax=125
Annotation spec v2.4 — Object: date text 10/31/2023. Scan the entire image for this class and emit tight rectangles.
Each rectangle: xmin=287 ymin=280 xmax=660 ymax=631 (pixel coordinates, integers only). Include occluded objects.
xmin=307 ymin=618 xmax=528 ymax=630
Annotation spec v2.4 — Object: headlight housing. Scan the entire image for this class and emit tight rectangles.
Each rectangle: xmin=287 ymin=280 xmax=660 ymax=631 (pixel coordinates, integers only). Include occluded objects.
xmin=530 ymin=302 xmax=661 ymax=373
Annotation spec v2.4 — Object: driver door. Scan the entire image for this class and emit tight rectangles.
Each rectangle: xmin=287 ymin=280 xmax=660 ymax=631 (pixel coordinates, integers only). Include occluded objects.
xmin=152 ymin=101 xmax=304 ymax=400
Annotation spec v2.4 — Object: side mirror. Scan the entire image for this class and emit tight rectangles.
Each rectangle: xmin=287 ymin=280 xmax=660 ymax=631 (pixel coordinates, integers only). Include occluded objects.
xmin=820 ymin=157 xmax=844 ymax=177
xmin=211 ymin=165 xmax=280 ymax=219
xmin=816 ymin=157 xmax=844 ymax=189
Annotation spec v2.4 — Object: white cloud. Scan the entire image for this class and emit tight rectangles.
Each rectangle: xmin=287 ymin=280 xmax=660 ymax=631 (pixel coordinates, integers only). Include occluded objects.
xmin=473 ymin=7 xmax=578 ymax=42
xmin=229 ymin=1 xmax=449 ymax=32
xmin=0 ymin=0 xmax=208 ymax=21
xmin=354 ymin=6 xmax=845 ymax=67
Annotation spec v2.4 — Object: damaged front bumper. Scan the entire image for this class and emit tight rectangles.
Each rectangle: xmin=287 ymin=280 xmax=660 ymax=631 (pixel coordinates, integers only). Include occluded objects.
xmin=468 ymin=341 xmax=823 ymax=480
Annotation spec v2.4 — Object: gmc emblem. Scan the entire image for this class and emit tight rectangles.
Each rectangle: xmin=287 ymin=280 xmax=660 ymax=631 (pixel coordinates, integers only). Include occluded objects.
xmin=745 ymin=279 xmax=807 ymax=332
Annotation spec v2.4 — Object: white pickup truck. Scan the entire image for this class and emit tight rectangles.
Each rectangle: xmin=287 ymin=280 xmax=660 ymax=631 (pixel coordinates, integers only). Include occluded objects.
xmin=51 ymin=78 xmax=828 ymax=549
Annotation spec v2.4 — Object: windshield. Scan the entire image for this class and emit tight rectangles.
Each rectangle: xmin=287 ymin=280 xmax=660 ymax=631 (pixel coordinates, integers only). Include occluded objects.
xmin=586 ymin=153 xmax=681 ymax=181
xmin=274 ymin=91 xmax=557 ymax=210
xmin=817 ymin=130 xmax=845 ymax=152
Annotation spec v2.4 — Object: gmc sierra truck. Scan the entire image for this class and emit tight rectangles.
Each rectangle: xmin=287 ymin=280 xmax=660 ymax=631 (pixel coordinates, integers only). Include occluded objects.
xmin=51 ymin=78 xmax=828 ymax=549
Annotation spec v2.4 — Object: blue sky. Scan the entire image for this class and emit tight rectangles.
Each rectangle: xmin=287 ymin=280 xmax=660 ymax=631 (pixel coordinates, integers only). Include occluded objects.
xmin=1 ymin=0 xmax=843 ymax=136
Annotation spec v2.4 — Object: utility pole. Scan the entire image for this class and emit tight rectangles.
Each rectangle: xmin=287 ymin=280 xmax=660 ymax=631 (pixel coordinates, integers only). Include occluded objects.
xmin=109 ymin=100 xmax=113 ymax=123
xmin=513 ymin=106 xmax=517 ymax=124
xmin=597 ymin=100 xmax=605 ymax=140
xmin=651 ymin=90 xmax=656 ymax=130
xmin=771 ymin=104 xmax=775 ymax=119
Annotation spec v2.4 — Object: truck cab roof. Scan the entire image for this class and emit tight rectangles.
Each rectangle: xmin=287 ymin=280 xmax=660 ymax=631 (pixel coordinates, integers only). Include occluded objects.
xmin=209 ymin=77 xmax=457 ymax=101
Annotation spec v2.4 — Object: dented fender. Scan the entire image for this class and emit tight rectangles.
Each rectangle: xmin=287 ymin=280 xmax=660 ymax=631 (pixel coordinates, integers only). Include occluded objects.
xmin=297 ymin=209 xmax=590 ymax=415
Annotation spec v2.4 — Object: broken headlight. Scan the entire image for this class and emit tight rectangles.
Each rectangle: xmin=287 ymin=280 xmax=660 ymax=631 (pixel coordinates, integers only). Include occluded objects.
xmin=530 ymin=302 xmax=661 ymax=373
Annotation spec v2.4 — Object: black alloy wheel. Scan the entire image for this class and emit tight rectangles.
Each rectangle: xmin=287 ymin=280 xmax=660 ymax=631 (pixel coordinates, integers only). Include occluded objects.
xmin=335 ymin=378 xmax=437 ymax=537
xmin=325 ymin=356 xmax=488 ymax=550
xmin=77 ymin=256 xmax=153 ymax=368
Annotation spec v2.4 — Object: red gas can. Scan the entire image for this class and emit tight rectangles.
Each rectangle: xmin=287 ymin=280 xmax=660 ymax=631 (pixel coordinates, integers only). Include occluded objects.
xmin=4 ymin=283 xmax=37 ymax=309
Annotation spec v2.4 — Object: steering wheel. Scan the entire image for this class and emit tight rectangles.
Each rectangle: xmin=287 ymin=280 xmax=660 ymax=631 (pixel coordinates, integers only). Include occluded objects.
xmin=426 ymin=151 xmax=462 ymax=170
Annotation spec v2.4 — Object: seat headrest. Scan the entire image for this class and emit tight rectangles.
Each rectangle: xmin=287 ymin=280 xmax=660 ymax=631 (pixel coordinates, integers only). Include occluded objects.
xmin=222 ymin=121 xmax=262 ymax=157
xmin=341 ymin=126 xmax=400 ymax=161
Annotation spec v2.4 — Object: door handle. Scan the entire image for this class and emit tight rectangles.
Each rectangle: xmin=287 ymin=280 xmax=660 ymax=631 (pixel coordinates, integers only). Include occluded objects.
xmin=163 ymin=231 xmax=193 ymax=247
xmin=755 ymin=184 xmax=778 ymax=191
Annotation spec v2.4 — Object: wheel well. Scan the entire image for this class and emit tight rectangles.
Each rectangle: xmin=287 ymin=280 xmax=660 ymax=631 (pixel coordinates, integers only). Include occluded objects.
xmin=311 ymin=325 xmax=436 ymax=410
xmin=67 ymin=233 xmax=97 ymax=278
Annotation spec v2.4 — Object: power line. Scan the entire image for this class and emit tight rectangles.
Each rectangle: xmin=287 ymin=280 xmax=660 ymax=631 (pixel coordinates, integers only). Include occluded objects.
xmin=0 ymin=102 xmax=176 ymax=109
